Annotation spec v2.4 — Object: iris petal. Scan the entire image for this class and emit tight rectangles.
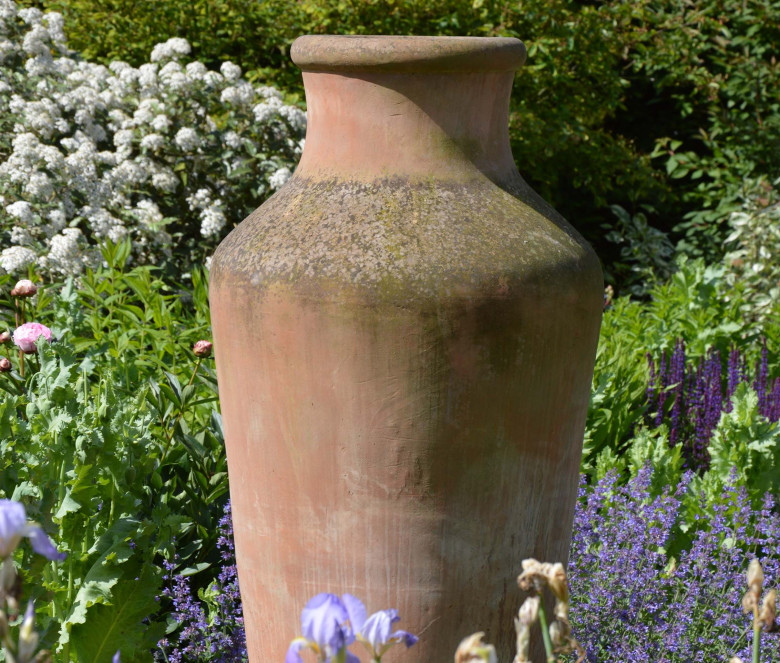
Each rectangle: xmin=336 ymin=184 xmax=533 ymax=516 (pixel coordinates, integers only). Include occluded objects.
xmin=361 ymin=610 xmax=394 ymax=650
xmin=391 ymin=630 xmax=418 ymax=648
xmin=26 ymin=526 xmax=66 ymax=561
xmin=286 ymin=638 xmax=308 ymax=663
xmin=342 ymin=593 xmax=366 ymax=635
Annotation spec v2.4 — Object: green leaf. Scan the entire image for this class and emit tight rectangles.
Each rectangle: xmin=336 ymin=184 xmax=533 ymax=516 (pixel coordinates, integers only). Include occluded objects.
xmin=70 ymin=564 xmax=163 ymax=663
xmin=55 ymin=489 xmax=82 ymax=519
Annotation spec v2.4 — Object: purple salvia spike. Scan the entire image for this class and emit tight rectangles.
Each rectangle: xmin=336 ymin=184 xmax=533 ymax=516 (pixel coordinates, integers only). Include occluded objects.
xmin=691 ymin=359 xmax=707 ymax=467
xmin=700 ymin=348 xmax=722 ymax=468
xmin=669 ymin=339 xmax=686 ymax=447
xmin=755 ymin=338 xmax=769 ymax=417
xmin=769 ymin=377 xmax=780 ymax=423
xmin=726 ymin=344 xmax=740 ymax=412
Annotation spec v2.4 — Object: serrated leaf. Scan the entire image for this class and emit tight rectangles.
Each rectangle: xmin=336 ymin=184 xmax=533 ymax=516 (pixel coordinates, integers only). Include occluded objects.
xmin=71 ymin=565 xmax=163 ymax=663
xmin=55 ymin=490 xmax=82 ymax=519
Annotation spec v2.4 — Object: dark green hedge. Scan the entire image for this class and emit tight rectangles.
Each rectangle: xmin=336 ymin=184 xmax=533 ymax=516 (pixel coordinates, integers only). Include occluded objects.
xmin=21 ymin=0 xmax=780 ymax=270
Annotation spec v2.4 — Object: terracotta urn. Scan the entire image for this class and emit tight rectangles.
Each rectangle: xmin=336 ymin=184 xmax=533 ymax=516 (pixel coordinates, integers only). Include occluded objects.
xmin=209 ymin=35 xmax=603 ymax=663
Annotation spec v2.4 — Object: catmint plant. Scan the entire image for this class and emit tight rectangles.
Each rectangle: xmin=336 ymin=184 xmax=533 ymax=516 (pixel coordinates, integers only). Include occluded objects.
xmin=156 ymin=500 xmax=247 ymax=663
xmin=569 ymin=465 xmax=780 ymax=662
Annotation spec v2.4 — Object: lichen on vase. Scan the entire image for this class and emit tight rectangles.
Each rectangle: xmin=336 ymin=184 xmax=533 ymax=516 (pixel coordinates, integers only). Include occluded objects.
xmin=210 ymin=35 xmax=603 ymax=663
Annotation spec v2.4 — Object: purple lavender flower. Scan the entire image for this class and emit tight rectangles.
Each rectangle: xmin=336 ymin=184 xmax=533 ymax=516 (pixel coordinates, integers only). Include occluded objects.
xmin=0 ymin=499 xmax=65 ymax=561
xmin=569 ymin=467 xmax=780 ymax=661
xmin=156 ymin=500 xmax=247 ymax=663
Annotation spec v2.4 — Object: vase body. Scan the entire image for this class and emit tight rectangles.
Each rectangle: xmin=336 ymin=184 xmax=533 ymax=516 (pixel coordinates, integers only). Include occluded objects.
xmin=209 ymin=35 xmax=603 ymax=663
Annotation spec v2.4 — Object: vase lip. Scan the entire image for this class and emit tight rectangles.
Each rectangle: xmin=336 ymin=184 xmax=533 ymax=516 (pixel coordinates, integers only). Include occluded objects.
xmin=291 ymin=35 xmax=526 ymax=73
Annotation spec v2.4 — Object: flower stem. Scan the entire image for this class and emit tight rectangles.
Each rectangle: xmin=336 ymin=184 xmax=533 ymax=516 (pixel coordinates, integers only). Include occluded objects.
xmin=160 ymin=358 xmax=202 ymax=464
xmin=537 ymin=599 xmax=556 ymax=663
xmin=752 ymin=608 xmax=760 ymax=663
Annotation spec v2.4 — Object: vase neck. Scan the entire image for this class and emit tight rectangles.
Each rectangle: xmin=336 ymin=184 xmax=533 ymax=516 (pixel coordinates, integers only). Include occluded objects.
xmin=295 ymin=66 xmax=521 ymax=186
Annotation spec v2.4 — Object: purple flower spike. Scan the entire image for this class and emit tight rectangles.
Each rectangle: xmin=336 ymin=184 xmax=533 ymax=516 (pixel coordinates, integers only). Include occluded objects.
xmin=0 ymin=499 xmax=65 ymax=561
xmin=113 ymin=651 xmax=121 ymax=663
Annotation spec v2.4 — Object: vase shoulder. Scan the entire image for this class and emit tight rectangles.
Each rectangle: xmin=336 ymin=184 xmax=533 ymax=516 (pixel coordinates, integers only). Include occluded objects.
xmin=210 ymin=173 xmax=601 ymax=304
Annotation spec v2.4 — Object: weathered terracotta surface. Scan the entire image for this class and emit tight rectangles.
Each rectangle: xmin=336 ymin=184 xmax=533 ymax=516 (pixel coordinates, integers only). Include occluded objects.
xmin=210 ymin=35 xmax=603 ymax=663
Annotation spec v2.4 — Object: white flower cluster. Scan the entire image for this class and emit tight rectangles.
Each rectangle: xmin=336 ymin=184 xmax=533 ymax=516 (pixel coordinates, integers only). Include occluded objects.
xmin=0 ymin=0 xmax=306 ymax=276
xmin=724 ymin=176 xmax=780 ymax=323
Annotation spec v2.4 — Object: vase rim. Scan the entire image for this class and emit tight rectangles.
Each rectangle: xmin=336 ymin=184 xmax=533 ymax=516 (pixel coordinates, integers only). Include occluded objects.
xmin=291 ymin=35 xmax=526 ymax=73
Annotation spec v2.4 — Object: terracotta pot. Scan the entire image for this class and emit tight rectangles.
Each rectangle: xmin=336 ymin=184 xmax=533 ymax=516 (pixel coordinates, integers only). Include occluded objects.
xmin=209 ymin=35 xmax=602 ymax=663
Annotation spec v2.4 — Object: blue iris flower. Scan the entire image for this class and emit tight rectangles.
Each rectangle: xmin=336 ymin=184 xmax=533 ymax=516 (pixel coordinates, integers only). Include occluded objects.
xmin=287 ymin=593 xmax=418 ymax=663
xmin=286 ymin=593 xmax=364 ymax=663
xmin=356 ymin=608 xmax=418 ymax=661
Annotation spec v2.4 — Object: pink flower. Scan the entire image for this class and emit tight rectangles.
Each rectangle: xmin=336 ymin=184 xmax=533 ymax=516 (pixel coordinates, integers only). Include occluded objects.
xmin=12 ymin=322 xmax=52 ymax=354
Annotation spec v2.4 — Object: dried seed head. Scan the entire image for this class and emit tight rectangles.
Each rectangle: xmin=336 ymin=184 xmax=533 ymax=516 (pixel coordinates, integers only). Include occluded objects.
xmin=518 ymin=595 xmax=540 ymax=627
xmin=748 ymin=559 xmax=764 ymax=596
xmin=192 ymin=339 xmax=213 ymax=358
xmin=10 ymin=279 xmax=37 ymax=298
xmin=554 ymin=598 xmax=569 ymax=622
xmin=742 ymin=589 xmax=758 ymax=614
xmin=513 ymin=618 xmax=531 ymax=663
xmin=0 ymin=357 xmax=11 ymax=373
xmin=18 ymin=600 xmax=38 ymax=663
xmin=549 ymin=618 xmax=571 ymax=647
xmin=454 ymin=633 xmax=497 ymax=663
xmin=547 ymin=563 xmax=569 ymax=602
xmin=760 ymin=589 xmax=777 ymax=632
xmin=517 ymin=558 xmax=544 ymax=593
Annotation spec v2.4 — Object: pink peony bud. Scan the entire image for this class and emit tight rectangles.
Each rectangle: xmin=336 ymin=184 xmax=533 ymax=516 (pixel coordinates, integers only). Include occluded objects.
xmin=12 ymin=323 xmax=52 ymax=354
xmin=193 ymin=340 xmax=213 ymax=358
xmin=0 ymin=357 xmax=10 ymax=373
xmin=10 ymin=279 xmax=37 ymax=298
xmin=0 ymin=331 xmax=10 ymax=345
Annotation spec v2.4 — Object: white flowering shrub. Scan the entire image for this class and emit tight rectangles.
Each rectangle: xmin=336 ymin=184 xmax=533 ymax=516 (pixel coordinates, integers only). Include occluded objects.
xmin=724 ymin=176 xmax=780 ymax=323
xmin=0 ymin=0 xmax=305 ymax=276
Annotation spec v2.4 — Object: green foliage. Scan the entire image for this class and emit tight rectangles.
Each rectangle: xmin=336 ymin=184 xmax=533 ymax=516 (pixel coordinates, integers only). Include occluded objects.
xmin=583 ymin=257 xmax=761 ymax=466
xmin=18 ymin=0 xmax=778 ymax=260
xmin=593 ymin=384 xmax=780 ymax=546
xmin=0 ymin=242 xmax=226 ymax=660
xmin=724 ymin=176 xmax=780 ymax=324
xmin=603 ymin=204 xmax=676 ymax=297
xmin=707 ymin=383 xmax=780 ymax=497
xmin=70 ymin=564 xmax=162 ymax=663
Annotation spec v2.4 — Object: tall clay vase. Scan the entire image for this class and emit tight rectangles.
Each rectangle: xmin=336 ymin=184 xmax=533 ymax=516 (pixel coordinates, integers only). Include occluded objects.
xmin=210 ymin=36 xmax=602 ymax=663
